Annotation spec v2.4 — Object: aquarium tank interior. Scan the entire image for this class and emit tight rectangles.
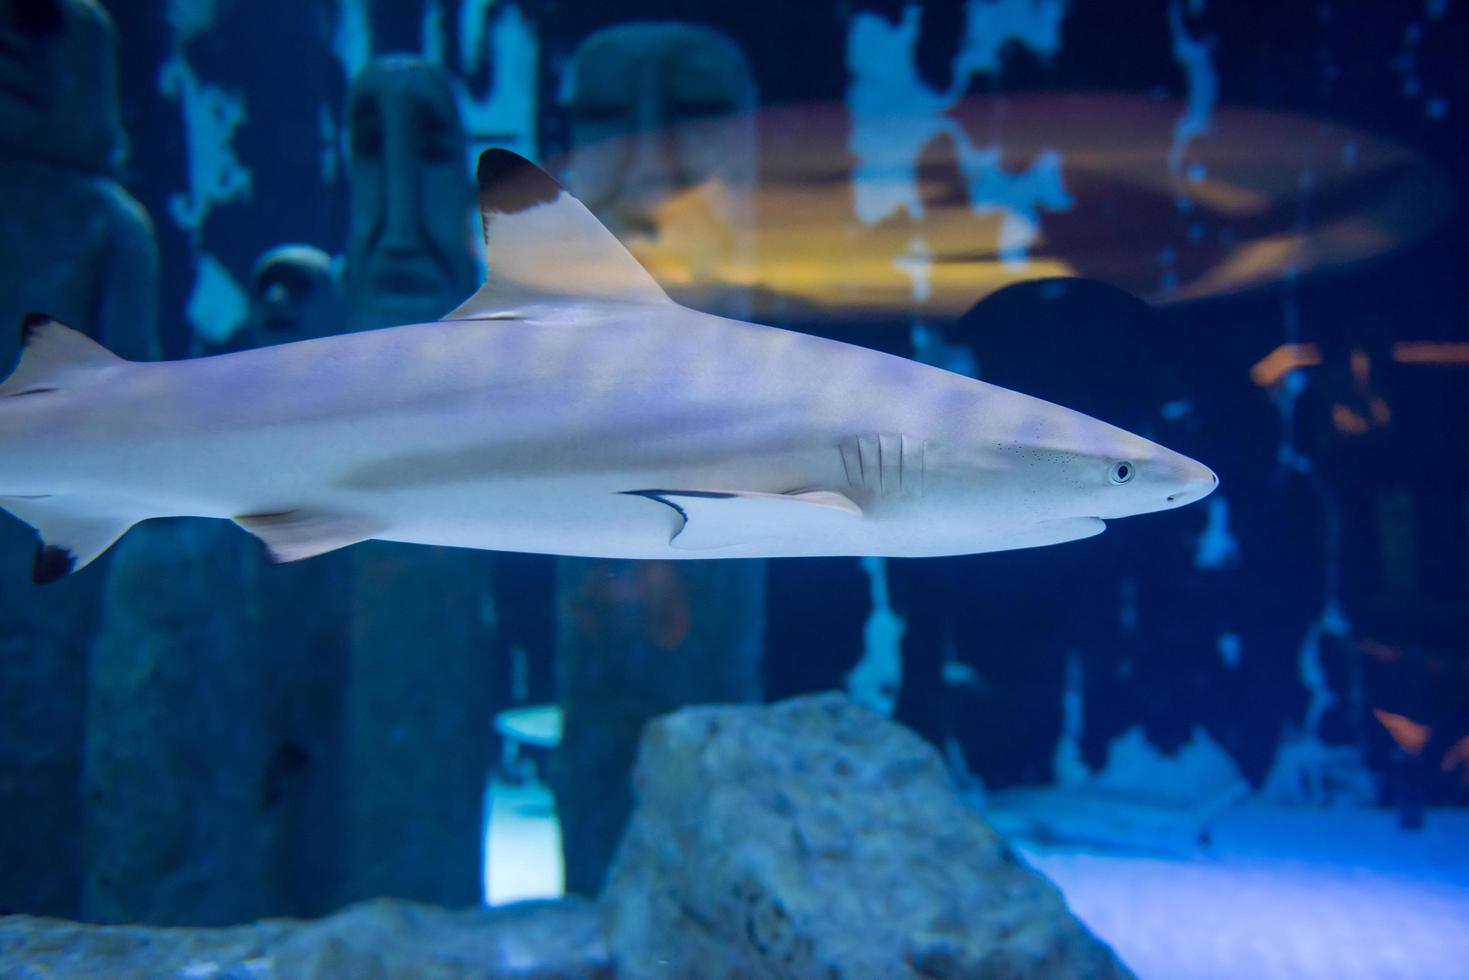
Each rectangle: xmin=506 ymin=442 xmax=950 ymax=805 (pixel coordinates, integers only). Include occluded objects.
xmin=0 ymin=0 xmax=1466 ymax=977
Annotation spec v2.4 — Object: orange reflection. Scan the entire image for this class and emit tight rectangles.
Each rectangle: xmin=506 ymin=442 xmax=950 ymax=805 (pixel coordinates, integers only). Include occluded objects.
xmin=550 ymin=92 xmax=1451 ymax=322
xmin=1373 ymin=708 xmax=1431 ymax=756
xmin=1250 ymin=343 xmax=1322 ymax=387
xmin=1392 ymin=342 xmax=1469 ymax=365
xmin=1444 ymin=736 xmax=1469 ymax=782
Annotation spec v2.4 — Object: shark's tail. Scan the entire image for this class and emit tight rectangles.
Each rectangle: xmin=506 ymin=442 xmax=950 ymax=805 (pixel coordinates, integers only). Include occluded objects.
xmin=1 ymin=313 xmax=139 ymax=584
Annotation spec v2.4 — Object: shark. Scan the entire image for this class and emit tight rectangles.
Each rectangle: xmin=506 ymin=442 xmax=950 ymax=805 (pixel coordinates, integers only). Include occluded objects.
xmin=0 ymin=149 xmax=1216 ymax=584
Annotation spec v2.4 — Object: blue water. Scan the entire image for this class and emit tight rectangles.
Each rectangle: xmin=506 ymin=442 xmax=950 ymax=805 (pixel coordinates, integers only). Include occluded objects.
xmin=1 ymin=2 xmax=1466 ymax=976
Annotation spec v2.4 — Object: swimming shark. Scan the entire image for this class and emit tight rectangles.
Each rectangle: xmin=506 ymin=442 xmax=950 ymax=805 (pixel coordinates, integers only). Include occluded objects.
xmin=0 ymin=149 xmax=1216 ymax=584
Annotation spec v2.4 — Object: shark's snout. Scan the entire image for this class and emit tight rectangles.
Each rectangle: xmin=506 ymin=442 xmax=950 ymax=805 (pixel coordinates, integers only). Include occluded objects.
xmin=1164 ymin=461 xmax=1218 ymax=507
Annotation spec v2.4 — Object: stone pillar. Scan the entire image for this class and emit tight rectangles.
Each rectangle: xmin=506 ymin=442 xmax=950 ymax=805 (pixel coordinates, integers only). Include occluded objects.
xmin=332 ymin=544 xmax=495 ymax=908
xmin=80 ymin=523 xmax=265 ymax=925
xmin=0 ymin=0 xmax=158 ymax=919
xmin=331 ymin=56 xmax=497 ymax=908
xmin=554 ymin=559 xmax=765 ymax=895
xmin=550 ymin=23 xmax=763 ymax=896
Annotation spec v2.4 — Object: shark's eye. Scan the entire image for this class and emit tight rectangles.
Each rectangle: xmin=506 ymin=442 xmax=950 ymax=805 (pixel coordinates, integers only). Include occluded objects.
xmin=1109 ymin=461 xmax=1136 ymax=485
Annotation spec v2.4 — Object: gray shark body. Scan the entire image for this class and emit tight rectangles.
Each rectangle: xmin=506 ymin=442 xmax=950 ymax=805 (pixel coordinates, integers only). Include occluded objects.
xmin=0 ymin=150 xmax=1215 ymax=582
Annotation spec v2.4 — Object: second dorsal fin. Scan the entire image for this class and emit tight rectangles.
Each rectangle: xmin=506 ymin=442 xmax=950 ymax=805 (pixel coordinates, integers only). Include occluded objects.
xmin=442 ymin=149 xmax=671 ymax=319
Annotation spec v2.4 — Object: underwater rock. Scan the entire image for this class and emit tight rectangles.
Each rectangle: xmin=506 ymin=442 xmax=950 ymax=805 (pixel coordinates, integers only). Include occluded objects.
xmin=0 ymin=897 xmax=611 ymax=978
xmin=602 ymin=693 xmax=1135 ymax=979
xmin=553 ymin=558 xmax=765 ymax=896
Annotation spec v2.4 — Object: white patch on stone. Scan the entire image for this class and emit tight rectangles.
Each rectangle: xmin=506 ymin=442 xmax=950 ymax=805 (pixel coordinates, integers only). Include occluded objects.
xmin=952 ymin=0 xmax=1067 ymax=78
xmin=1194 ymin=495 xmax=1240 ymax=569
xmin=846 ymin=5 xmax=1074 ymax=263
xmin=1052 ymin=652 xmax=1091 ymax=786
xmin=1260 ymin=730 xmax=1374 ymax=806
xmin=894 ymin=236 xmax=932 ymax=301
xmin=846 ymin=556 xmax=905 ymax=717
xmin=1094 ymin=724 xmax=1245 ymax=802
xmin=1217 ymin=632 xmax=1241 ymax=669
xmin=166 ymin=0 xmax=220 ymax=42
xmin=186 ymin=253 xmax=249 ymax=345
xmin=159 ymin=57 xmax=251 ymax=236
xmin=333 ymin=0 xmax=372 ymax=81
xmin=1167 ymin=1 xmax=1218 ymax=177
xmin=456 ymin=2 xmax=539 ymax=168
xmin=460 ymin=0 xmax=499 ymax=73
xmin=421 ymin=0 xmax=446 ymax=64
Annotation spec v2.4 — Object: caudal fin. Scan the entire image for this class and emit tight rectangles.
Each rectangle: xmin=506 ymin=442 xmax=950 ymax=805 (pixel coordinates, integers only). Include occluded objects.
xmin=1 ymin=314 xmax=135 ymax=583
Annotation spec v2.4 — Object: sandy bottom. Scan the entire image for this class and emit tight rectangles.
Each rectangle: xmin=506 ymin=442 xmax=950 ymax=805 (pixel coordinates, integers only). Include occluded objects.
xmin=485 ymin=783 xmax=1469 ymax=979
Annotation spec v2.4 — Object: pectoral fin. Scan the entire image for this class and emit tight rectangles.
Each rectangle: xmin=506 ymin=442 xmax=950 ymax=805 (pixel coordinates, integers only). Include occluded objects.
xmin=622 ymin=488 xmax=862 ymax=551
xmin=233 ymin=509 xmax=377 ymax=562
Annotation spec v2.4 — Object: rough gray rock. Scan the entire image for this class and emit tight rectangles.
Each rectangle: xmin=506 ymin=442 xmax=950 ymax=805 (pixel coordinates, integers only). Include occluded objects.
xmin=602 ymin=693 xmax=1135 ymax=979
xmin=0 ymin=898 xmax=611 ymax=979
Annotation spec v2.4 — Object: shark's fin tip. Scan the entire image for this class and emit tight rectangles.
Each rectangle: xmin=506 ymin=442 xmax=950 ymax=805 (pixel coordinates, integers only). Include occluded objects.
xmin=31 ymin=544 xmax=75 ymax=585
xmin=0 ymin=495 xmax=135 ymax=583
xmin=20 ymin=312 xmax=52 ymax=345
xmin=443 ymin=147 xmax=670 ymax=320
xmin=476 ymin=149 xmax=562 ymax=215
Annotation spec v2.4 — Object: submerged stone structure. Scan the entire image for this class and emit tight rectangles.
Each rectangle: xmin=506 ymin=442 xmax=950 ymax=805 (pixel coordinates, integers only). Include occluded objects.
xmin=0 ymin=0 xmax=158 ymax=920
xmin=2 ymin=696 xmax=1128 ymax=978
xmin=603 ymin=693 xmax=1135 ymax=978
xmin=246 ymin=244 xmax=344 ymax=347
xmin=551 ymin=22 xmax=766 ymax=897
xmin=334 ymin=55 xmax=496 ymax=910
xmin=0 ymin=897 xmax=611 ymax=978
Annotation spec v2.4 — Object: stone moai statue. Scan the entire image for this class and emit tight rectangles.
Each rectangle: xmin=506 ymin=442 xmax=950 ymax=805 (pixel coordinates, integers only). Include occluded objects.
xmin=551 ymin=23 xmax=766 ymax=897
xmin=0 ymin=0 xmax=158 ymax=920
xmin=344 ymin=56 xmax=478 ymax=333
xmin=333 ymin=55 xmax=495 ymax=911
xmin=560 ymin=22 xmax=757 ymax=318
xmin=246 ymin=244 xmax=344 ymax=347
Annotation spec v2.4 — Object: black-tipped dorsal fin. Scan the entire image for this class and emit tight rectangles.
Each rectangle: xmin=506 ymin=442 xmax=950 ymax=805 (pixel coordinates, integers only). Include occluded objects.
xmin=441 ymin=149 xmax=671 ymax=319
xmin=1 ymin=313 xmax=124 ymax=397
xmin=0 ymin=494 xmax=137 ymax=583
xmin=233 ymin=509 xmax=378 ymax=563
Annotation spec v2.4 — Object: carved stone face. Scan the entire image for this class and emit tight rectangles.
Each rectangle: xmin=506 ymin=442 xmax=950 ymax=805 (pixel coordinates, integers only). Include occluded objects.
xmin=0 ymin=0 xmax=124 ymax=173
xmin=345 ymin=56 xmax=475 ymax=331
xmin=248 ymin=244 xmax=342 ymax=346
xmin=561 ymin=23 xmax=757 ymax=302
